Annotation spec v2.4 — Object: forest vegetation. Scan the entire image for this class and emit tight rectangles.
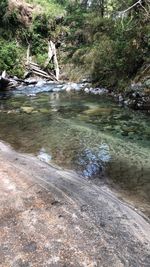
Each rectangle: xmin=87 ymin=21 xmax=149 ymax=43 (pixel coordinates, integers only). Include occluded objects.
xmin=0 ymin=3 xmax=150 ymax=265
xmin=0 ymin=0 xmax=149 ymax=90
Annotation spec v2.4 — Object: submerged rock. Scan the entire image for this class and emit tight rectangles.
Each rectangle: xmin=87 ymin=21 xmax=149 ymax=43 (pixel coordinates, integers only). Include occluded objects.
xmin=38 ymin=108 xmax=50 ymax=114
xmin=103 ymin=126 xmax=113 ymax=131
xmin=21 ymin=106 xmax=34 ymax=114
xmin=78 ymin=144 xmax=111 ymax=179
xmin=83 ymin=107 xmax=113 ymax=116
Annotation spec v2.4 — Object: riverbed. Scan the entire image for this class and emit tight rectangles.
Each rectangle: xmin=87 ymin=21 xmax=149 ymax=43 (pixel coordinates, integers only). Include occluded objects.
xmin=0 ymin=84 xmax=150 ymax=216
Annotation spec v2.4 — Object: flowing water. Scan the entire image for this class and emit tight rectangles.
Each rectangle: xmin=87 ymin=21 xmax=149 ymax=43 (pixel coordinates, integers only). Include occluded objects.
xmin=0 ymin=84 xmax=150 ymax=215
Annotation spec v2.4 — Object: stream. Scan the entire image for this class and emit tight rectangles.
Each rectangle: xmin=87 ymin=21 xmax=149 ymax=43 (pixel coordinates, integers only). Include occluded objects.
xmin=0 ymin=83 xmax=150 ymax=216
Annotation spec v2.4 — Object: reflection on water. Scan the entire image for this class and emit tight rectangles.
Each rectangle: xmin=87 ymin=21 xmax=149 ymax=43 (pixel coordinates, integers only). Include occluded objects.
xmin=0 ymin=86 xmax=150 ymax=214
xmin=77 ymin=144 xmax=111 ymax=178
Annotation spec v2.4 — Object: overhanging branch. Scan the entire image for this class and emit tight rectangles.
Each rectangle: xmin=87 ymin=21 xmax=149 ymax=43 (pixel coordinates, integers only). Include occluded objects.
xmin=120 ymin=0 xmax=142 ymax=14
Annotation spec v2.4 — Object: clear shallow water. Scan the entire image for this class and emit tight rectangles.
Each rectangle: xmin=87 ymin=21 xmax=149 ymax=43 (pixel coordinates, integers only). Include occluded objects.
xmin=0 ymin=86 xmax=150 ymax=214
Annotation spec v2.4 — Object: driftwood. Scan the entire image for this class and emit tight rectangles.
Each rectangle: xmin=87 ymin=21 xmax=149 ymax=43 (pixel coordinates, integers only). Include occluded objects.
xmin=0 ymin=40 xmax=60 ymax=90
xmin=26 ymin=61 xmax=58 ymax=81
xmin=25 ymin=40 xmax=59 ymax=82
xmin=44 ymin=41 xmax=59 ymax=80
xmin=26 ymin=44 xmax=31 ymax=65
xmin=0 ymin=71 xmax=38 ymax=90
xmin=50 ymin=41 xmax=59 ymax=81
xmin=0 ymin=67 xmax=57 ymax=91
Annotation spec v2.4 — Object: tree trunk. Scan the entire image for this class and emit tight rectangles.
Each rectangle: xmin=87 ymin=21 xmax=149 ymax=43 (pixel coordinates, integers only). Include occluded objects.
xmin=45 ymin=41 xmax=59 ymax=81
xmin=26 ymin=44 xmax=31 ymax=65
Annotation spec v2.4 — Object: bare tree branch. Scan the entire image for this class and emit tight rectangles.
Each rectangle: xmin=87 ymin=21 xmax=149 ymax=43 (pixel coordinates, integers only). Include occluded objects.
xmin=119 ymin=0 xmax=150 ymax=20
xmin=120 ymin=0 xmax=142 ymax=14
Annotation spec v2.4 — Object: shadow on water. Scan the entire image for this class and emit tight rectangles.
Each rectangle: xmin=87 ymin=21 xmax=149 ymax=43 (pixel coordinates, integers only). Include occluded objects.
xmin=0 ymin=86 xmax=150 ymax=215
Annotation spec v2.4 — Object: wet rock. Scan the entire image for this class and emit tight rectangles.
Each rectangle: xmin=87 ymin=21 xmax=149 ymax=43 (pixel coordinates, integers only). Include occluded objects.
xmin=114 ymin=125 xmax=121 ymax=131
xmin=118 ymin=94 xmax=124 ymax=104
xmin=104 ymin=126 xmax=113 ymax=131
xmin=38 ymin=108 xmax=50 ymax=114
xmin=128 ymin=132 xmax=135 ymax=139
xmin=32 ymin=110 xmax=38 ymax=114
xmin=78 ymin=145 xmax=111 ymax=179
xmin=27 ymin=93 xmax=36 ymax=97
xmin=81 ymin=77 xmax=92 ymax=83
xmin=83 ymin=107 xmax=113 ymax=116
xmin=92 ymin=88 xmax=109 ymax=95
xmin=84 ymin=87 xmax=109 ymax=95
xmin=121 ymin=131 xmax=128 ymax=136
xmin=131 ymin=82 xmax=143 ymax=91
xmin=144 ymin=88 xmax=150 ymax=95
xmin=121 ymin=82 xmax=150 ymax=111
xmin=121 ymin=126 xmax=137 ymax=133
xmin=37 ymin=148 xmax=52 ymax=163
xmin=7 ymin=110 xmax=19 ymax=114
xmin=144 ymin=79 xmax=150 ymax=88
xmin=11 ymin=101 xmax=21 ymax=108
xmin=124 ymin=99 xmax=130 ymax=106
xmin=21 ymin=106 xmax=34 ymax=114
xmin=36 ymin=80 xmax=46 ymax=87
xmin=84 ymin=87 xmax=90 ymax=93
xmin=62 ymin=82 xmax=87 ymax=92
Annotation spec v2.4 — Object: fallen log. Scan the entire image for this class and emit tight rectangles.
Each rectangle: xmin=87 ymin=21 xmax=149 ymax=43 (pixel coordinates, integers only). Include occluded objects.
xmin=31 ymin=67 xmax=57 ymax=81
xmin=0 ymin=71 xmax=39 ymax=91
xmin=26 ymin=61 xmax=58 ymax=81
xmin=52 ymin=42 xmax=59 ymax=81
xmin=31 ymin=70 xmax=55 ymax=80
xmin=46 ymin=40 xmax=59 ymax=81
xmin=28 ymin=65 xmax=49 ymax=75
xmin=29 ymin=62 xmax=40 ymax=67
xmin=25 ymin=40 xmax=60 ymax=82
xmin=13 ymin=77 xmax=37 ymax=85
xmin=46 ymin=69 xmax=58 ymax=81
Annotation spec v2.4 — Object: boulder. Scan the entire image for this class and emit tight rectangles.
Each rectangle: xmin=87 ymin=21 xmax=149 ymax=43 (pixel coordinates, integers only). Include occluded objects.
xmin=21 ymin=107 xmax=34 ymax=114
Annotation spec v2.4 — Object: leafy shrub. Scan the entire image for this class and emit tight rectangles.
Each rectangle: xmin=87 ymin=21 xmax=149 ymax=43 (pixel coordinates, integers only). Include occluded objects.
xmin=27 ymin=0 xmax=65 ymax=17
xmin=65 ymin=2 xmax=150 ymax=88
xmin=0 ymin=40 xmax=24 ymax=77
xmin=85 ymin=36 xmax=116 ymax=86
xmin=0 ymin=0 xmax=8 ymax=23
xmin=36 ymin=53 xmax=48 ymax=67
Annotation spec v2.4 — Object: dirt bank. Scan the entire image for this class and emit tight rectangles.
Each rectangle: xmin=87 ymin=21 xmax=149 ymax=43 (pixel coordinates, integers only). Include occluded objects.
xmin=0 ymin=141 xmax=150 ymax=267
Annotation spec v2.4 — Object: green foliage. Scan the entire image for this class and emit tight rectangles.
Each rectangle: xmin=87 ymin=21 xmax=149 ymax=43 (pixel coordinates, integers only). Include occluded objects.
xmin=0 ymin=40 xmax=24 ymax=77
xmin=3 ymin=9 xmax=21 ymax=28
xmin=83 ymin=36 xmax=117 ymax=87
xmin=27 ymin=0 xmax=65 ymax=17
xmin=64 ymin=0 xmax=150 ymax=88
xmin=36 ymin=53 xmax=47 ymax=67
xmin=0 ymin=0 xmax=149 ymax=87
xmin=0 ymin=0 xmax=8 ymax=22
xmin=32 ymin=14 xmax=52 ymax=38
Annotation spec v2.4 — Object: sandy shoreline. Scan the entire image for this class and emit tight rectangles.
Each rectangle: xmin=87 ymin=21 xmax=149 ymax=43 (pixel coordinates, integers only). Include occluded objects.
xmin=0 ymin=141 xmax=150 ymax=267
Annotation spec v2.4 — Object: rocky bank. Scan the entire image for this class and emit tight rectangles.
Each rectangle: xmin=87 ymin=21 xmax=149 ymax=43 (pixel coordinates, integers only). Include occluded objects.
xmin=0 ymin=141 xmax=150 ymax=267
